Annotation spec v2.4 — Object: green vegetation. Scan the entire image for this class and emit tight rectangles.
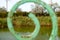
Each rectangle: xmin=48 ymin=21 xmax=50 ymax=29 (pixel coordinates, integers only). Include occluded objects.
xmin=0 ymin=7 xmax=60 ymax=37
xmin=0 ymin=16 xmax=60 ymax=37
xmin=0 ymin=16 xmax=51 ymax=29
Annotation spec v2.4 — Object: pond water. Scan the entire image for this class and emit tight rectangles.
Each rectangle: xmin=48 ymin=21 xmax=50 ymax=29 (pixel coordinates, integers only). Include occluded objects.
xmin=0 ymin=31 xmax=60 ymax=40
xmin=0 ymin=26 xmax=60 ymax=40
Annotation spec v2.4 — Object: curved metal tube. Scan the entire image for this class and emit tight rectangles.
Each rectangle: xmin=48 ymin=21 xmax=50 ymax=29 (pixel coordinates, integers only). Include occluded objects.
xmin=7 ymin=0 xmax=58 ymax=40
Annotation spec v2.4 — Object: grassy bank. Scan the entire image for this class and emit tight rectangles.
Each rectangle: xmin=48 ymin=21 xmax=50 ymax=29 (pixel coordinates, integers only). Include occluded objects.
xmin=0 ymin=16 xmax=60 ymax=36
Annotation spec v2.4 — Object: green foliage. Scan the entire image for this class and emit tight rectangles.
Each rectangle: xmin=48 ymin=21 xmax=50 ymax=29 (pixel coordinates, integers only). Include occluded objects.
xmin=0 ymin=7 xmax=7 ymax=18
xmin=0 ymin=16 xmax=52 ymax=29
xmin=0 ymin=18 xmax=7 ymax=28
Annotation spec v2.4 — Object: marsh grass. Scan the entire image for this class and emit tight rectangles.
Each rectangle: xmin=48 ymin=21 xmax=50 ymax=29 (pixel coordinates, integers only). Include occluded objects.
xmin=0 ymin=16 xmax=60 ymax=37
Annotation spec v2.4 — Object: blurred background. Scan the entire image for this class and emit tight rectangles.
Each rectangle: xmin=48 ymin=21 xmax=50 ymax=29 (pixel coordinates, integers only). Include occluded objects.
xmin=0 ymin=0 xmax=60 ymax=40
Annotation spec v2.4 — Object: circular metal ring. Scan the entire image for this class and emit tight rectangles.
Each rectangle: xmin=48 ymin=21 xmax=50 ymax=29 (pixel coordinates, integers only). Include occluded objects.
xmin=7 ymin=0 xmax=58 ymax=40
xmin=7 ymin=0 xmax=40 ymax=40
xmin=39 ymin=1 xmax=58 ymax=40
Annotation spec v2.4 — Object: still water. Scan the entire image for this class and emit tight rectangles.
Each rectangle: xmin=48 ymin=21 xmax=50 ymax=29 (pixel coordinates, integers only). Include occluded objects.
xmin=0 ymin=32 xmax=60 ymax=40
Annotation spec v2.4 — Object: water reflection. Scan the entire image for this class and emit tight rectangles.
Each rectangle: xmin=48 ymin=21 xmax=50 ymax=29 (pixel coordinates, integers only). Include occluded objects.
xmin=0 ymin=32 xmax=60 ymax=40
